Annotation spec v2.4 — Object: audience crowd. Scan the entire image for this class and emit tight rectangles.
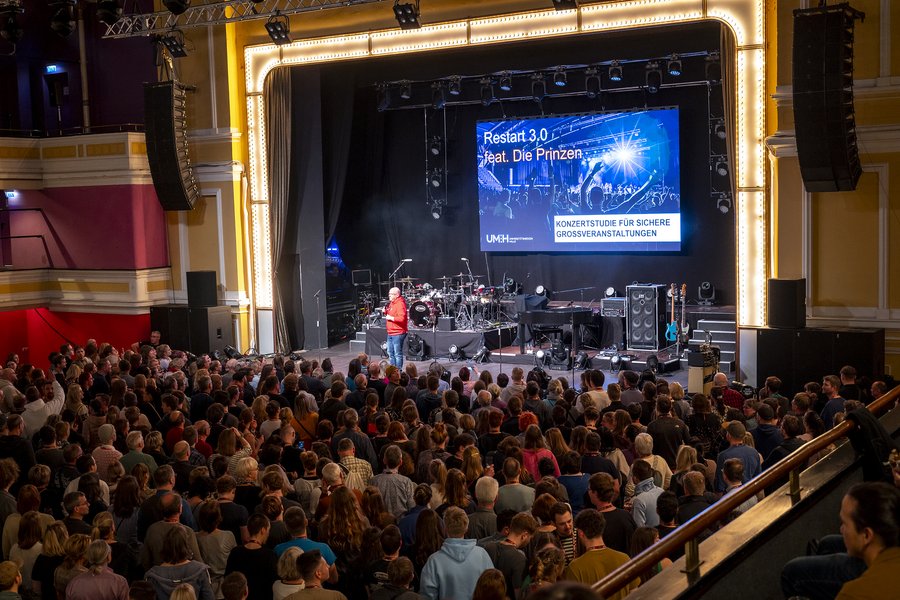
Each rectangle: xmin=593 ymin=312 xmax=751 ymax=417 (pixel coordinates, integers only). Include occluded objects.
xmin=0 ymin=335 xmax=891 ymax=600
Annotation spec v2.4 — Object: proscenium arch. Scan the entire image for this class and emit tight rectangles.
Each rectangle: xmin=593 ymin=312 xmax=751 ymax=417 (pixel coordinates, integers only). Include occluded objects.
xmin=243 ymin=0 xmax=767 ymax=329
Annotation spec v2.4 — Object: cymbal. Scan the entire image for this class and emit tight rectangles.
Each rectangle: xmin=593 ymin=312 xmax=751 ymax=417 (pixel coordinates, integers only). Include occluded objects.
xmin=398 ymin=277 xmax=419 ymax=283
xmin=437 ymin=276 xmax=454 ymax=281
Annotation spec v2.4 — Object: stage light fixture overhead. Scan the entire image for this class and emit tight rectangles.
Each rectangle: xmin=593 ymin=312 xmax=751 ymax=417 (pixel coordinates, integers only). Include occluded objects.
xmin=706 ymin=52 xmax=721 ymax=82
xmin=667 ymin=54 xmax=682 ymax=76
xmin=265 ymin=13 xmax=291 ymax=45
xmin=376 ymin=85 xmax=391 ymax=112
xmin=431 ymin=82 xmax=446 ymax=109
xmin=399 ymin=81 xmax=411 ymax=100
xmin=714 ymin=122 xmax=727 ymax=140
xmin=158 ymin=31 xmax=187 ymax=58
xmin=479 ymin=78 xmax=495 ymax=106
xmin=430 ymin=168 xmax=443 ymax=188
xmin=531 ymin=74 xmax=546 ymax=103
xmin=430 ymin=201 xmax=443 ymax=220
xmin=393 ymin=0 xmax=420 ymax=30
xmin=429 ymin=136 xmax=442 ymax=156
xmin=97 ymin=0 xmax=122 ymax=26
xmin=553 ymin=67 xmax=567 ymax=87
xmin=717 ymin=193 xmax=732 ymax=214
xmin=448 ymin=76 xmax=461 ymax=96
xmin=608 ymin=61 xmax=623 ymax=82
xmin=163 ymin=0 xmax=190 ymax=15
xmin=645 ymin=62 xmax=661 ymax=93
xmin=715 ymin=160 xmax=729 ymax=177
xmin=552 ymin=0 xmax=577 ymax=10
xmin=498 ymin=73 xmax=512 ymax=92
xmin=50 ymin=3 xmax=76 ymax=37
xmin=585 ymin=68 xmax=601 ymax=99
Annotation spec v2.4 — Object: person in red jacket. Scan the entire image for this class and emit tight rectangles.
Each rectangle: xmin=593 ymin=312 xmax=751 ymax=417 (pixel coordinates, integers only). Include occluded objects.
xmin=385 ymin=287 xmax=409 ymax=369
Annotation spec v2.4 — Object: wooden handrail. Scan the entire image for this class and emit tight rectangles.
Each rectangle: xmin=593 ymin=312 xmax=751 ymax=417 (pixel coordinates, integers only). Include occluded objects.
xmin=593 ymin=387 xmax=900 ymax=599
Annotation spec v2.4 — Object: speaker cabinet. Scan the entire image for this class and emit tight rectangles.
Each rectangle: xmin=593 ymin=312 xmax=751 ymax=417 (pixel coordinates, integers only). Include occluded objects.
xmin=767 ymin=278 xmax=806 ymax=329
xmin=186 ymin=271 xmax=218 ymax=307
xmin=150 ymin=305 xmax=233 ymax=355
xmin=144 ymin=81 xmax=201 ymax=211
xmin=626 ymin=284 xmax=667 ymax=351
xmin=792 ymin=4 xmax=864 ymax=192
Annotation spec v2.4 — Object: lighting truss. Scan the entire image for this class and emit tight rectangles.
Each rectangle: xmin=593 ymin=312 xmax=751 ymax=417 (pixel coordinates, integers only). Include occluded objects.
xmin=102 ymin=0 xmax=382 ymax=39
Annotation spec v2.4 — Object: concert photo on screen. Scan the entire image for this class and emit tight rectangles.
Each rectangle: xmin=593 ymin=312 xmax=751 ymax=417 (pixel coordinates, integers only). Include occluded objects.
xmin=478 ymin=108 xmax=681 ymax=252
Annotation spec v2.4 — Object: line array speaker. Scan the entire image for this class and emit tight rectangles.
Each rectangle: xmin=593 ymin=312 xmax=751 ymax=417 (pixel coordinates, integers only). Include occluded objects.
xmin=626 ymin=284 xmax=667 ymax=351
xmin=144 ymin=81 xmax=201 ymax=211
xmin=792 ymin=4 xmax=865 ymax=192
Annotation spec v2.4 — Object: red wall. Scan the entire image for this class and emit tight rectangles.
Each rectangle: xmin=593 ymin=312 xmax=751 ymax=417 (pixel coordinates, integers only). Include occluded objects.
xmin=7 ymin=184 xmax=168 ymax=270
xmin=1 ymin=308 xmax=150 ymax=370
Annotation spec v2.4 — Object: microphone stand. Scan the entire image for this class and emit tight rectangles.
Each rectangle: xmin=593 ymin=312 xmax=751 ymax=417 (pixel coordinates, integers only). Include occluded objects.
xmin=314 ymin=289 xmax=322 ymax=363
xmin=389 ymin=260 xmax=408 ymax=290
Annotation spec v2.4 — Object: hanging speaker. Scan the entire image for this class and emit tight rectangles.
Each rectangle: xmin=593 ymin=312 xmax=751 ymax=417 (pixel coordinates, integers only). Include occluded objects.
xmin=626 ymin=284 xmax=667 ymax=351
xmin=144 ymin=81 xmax=201 ymax=211
xmin=792 ymin=4 xmax=865 ymax=192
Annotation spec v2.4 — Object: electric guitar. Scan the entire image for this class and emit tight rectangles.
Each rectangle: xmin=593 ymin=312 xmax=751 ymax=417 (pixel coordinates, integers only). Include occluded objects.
xmin=665 ymin=283 xmax=678 ymax=342
xmin=680 ymin=283 xmax=691 ymax=344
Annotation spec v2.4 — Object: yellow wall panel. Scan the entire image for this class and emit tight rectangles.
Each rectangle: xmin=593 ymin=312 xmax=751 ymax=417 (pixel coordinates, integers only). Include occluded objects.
xmin=812 ymin=170 xmax=879 ymax=307
xmin=41 ymin=146 xmax=77 ymax=159
xmin=186 ymin=196 xmax=222 ymax=272
xmin=773 ymin=157 xmax=805 ymax=279
xmin=850 ymin=0 xmax=881 ymax=81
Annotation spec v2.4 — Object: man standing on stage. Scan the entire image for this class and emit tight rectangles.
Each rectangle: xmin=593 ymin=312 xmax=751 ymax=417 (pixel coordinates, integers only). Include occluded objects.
xmin=385 ymin=287 xmax=409 ymax=369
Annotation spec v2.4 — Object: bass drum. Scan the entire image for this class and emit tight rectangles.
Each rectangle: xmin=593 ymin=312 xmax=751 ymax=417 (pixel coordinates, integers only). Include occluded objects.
xmin=409 ymin=300 xmax=442 ymax=328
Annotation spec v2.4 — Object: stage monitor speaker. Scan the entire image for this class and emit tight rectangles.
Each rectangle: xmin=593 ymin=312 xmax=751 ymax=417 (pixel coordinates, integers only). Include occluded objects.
xmin=437 ymin=316 xmax=456 ymax=332
xmin=186 ymin=271 xmax=218 ymax=307
xmin=767 ymin=278 xmax=806 ymax=329
xmin=792 ymin=4 xmax=864 ymax=192
xmin=626 ymin=284 xmax=667 ymax=351
xmin=144 ymin=81 xmax=201 ymax=211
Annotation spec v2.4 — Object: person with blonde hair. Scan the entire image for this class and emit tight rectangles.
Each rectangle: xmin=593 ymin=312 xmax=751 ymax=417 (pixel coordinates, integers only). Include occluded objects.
xmin=54 ymin=533 xmax=91 ymax=599
xmin=31 ymin=521 xmax=67 ymax=600
xmin=169 ymin=584 xmax=198 ymax=600
xmin=63 ymin=539 xmax=129 ymax=600
xmin=272 ymin=546 xmax=304 ymax=600
xmin=521 ymin=546 xmax=567 ymax=597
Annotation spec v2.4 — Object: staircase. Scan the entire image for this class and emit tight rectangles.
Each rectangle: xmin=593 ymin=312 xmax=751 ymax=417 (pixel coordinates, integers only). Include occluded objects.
xmin=349 ymin=326 xmax=368 ymax=354
xmin=680 ymin=318 xmax=736 ymax=372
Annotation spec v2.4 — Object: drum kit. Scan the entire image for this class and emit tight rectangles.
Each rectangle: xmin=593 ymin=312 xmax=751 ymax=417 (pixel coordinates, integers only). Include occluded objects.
xmin=372 ymin=274 xmax=508 ymax=331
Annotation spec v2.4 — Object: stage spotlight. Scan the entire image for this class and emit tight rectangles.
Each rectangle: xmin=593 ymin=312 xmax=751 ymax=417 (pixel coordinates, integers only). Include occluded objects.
xmin=407 ymin=333 xmax=425 ymax=359
xmin=97 ymin=0 xmax=122 ymax=25
xmin=449 ymin=344 xmax=464 ymax=361
xmin=429 ymin=168 xmax=443 ymax=188
xmin=431 ymin=82 xmax=446 ymax=110
xmin=698 ymin=281 xmax=716 ymax=306
xmin=498 ymin=73 xmax=512 ymax=92
xmin=473 ymin=345 xmax=491 ymax=364
xmin=429 ymin=136 xmax=442 ymax=156
xmin=717 ymin=193 xmax=732 ymax=214
xmin=706 ymin=52 xmax=721 ymax=82
xmin=553 ymin=67 xmax=567 ymax=87
xmin=376 ymin=85 xmax=391 ymax=112
xmin=479 ymin=78 xmax=495 ymax=106
xmin=50 ymin=3 xmax=76 ymax=37
xmin=265 ymin=13 xmax=291 ymax=45
xmin=430 ymin=200 xmax=443 ymax=220
xmin=531 ymin=74 xmax=546 ymax=103
xmin=535 ymin=285 xmax=549 ymax=297
xmin=608 ymin=61 xmax=623 ymax=82
xmin=393 ymin=0 xmax=420 ymax=30
xmin=223 ymin=345 xmax=243 ymax=360
xmin=604 ymin=286 xmax=619 ymax=298
xmin=448 ymin=76 xmax=461 ymax=96
xmin=573 ymin=351 xmax=591 ymax=370
xmin=609 ymin=353 xmax=621 ymax=372
xmin=399 ymin=81 xmax=412 ymax=100
xmin=646 ymin=354 xmax=660 ymax=374
xmin=715 ymin=160 xmax=729 ymax=177
xmin=158 ymin=31 xmax=187 ymax=58
xmin=534 ymin=349 xmax=549 ymax=368
xmin=163 ymin=0 xmax=190 ymax=15
xmin=380 ymin=342 xmax=388 ymax=357
xmin=0 ymin=13 xmax=23 ymax=44
xmin=552 ymin=0 xmax=577 ymax=10
xmin=645 ymin=62 xmax=661 ymax=93
xmin=714 ymin=121 xmax=727 ymax=140
xmin=667 ymin=54 xmax=682 ymax=76
xmin=585 ymin=68 xmax=600 ymax=99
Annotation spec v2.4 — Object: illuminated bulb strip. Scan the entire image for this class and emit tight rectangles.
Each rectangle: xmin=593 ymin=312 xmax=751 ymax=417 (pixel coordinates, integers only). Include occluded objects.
xmin=737 ymin=190 xmax=766 ymax=326
xmin=371 ymin=22 xmax=468 ymax=55
xmin=580 ymin=0 xmax=702 ymax=32
xmin=470 ymin=10 xmax=577 ymax=44
xmin=251 ymin=203 xmax=274 ymax=308
xmin=708 ymin=0 xmax=763 ymax=48
xmin=736 ymin=48 xmax=765 ymax=189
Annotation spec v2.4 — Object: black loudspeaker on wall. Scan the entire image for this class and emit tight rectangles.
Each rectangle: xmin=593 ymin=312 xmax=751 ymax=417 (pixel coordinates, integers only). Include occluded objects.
xmin=626 ymin=284 xmax=667 ymax=351
xmin=792 ymin=4 xmax=865 ymax=192
xmin=144 ymin=81 xmax=201 ymax=211
xmin=767 ymin=278 xmax=806 ymax=329
xmin=150 ymin=305 xmax=233 ymax=355
xmin=186 ymin=271 xmax=218 ymax=307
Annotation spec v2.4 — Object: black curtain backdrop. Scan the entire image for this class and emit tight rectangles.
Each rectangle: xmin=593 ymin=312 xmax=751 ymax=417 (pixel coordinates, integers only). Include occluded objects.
xmin=299 ymin=21 xmax=735 ymax=307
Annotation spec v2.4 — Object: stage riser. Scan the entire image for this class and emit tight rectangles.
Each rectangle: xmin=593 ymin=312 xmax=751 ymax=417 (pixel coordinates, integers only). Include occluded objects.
xmin=364 ymin=326 xmax=516 ymax=360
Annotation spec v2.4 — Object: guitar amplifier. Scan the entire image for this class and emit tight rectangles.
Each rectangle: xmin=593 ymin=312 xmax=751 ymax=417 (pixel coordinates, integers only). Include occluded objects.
xmin=600 ymin=297 xmax=626 ymax=318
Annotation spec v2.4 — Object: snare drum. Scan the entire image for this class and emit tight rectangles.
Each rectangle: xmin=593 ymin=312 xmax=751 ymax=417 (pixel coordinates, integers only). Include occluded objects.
xmin=409 ymin=300 xmax=442 ymax=328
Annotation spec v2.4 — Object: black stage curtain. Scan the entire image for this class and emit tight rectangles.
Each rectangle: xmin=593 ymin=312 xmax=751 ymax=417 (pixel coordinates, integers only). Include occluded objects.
xmin=305 ymin=21 xmax=735 ymax=306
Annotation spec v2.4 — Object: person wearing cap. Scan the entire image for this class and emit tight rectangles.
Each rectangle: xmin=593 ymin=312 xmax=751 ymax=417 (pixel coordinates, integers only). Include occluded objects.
xmin=0 ymin=560 xmax=22 ymax=600
xmin=714 ymin=421 xmax=762 ymax=493
xmin=91 ymin=424 xmax=123 ymax=484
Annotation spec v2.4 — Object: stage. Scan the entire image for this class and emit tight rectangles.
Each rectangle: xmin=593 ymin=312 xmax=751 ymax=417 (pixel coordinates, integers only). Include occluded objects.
xmin=363 ymin=324 xmax=517 ymax=361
